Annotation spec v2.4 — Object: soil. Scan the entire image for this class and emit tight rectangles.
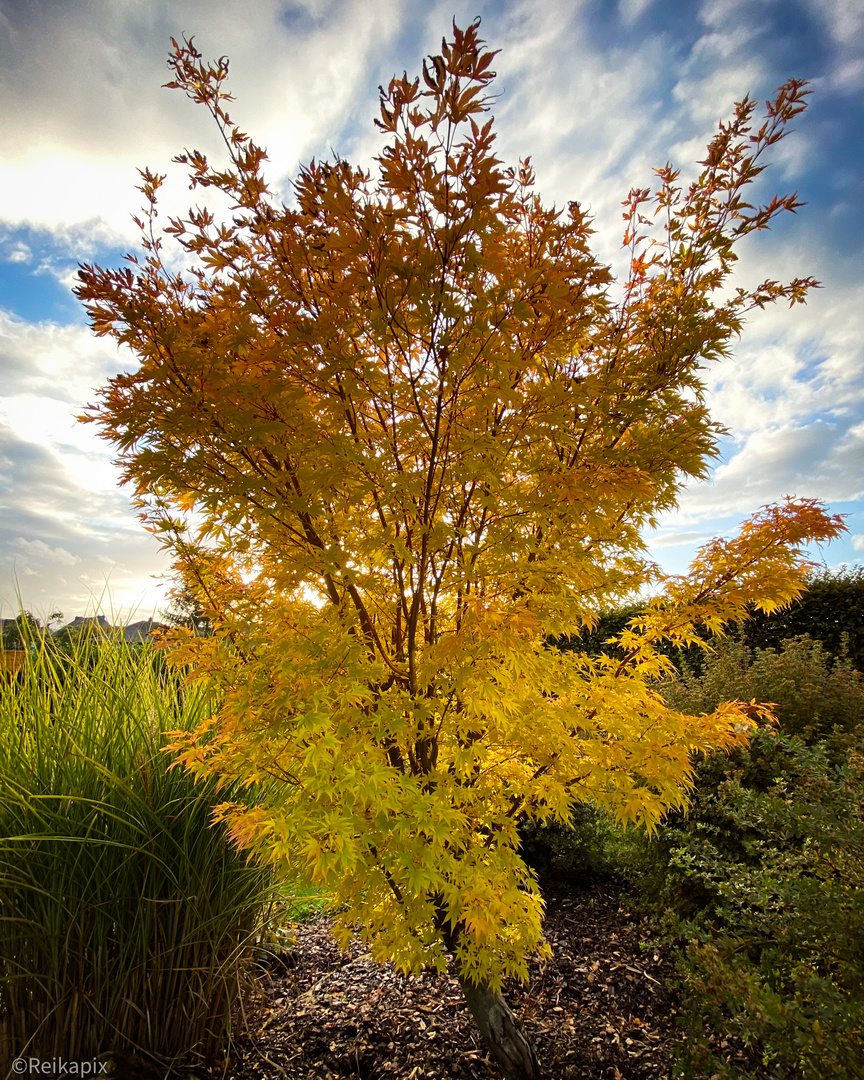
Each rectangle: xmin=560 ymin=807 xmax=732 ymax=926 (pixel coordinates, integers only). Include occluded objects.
xmin=186 ymin=875 xmax=727 ymax=1080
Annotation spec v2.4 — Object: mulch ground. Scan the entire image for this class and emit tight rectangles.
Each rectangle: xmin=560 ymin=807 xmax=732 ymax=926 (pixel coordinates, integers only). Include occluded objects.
xmin=189 ymin=875 xmax=740 ymax=1080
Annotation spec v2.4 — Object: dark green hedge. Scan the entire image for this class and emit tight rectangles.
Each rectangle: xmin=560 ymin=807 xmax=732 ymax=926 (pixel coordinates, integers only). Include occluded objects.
xmin=550 ymin=566 xmax=864 ymax=674
xmin=728 ymin=565 xmax=864 ymax=671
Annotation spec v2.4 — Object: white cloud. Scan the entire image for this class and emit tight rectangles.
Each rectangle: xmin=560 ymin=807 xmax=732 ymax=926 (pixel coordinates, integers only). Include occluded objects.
xmin=646 ymin=529 xmax=715 ymax=549
xmin=3 ymin=240 xmax=31 ymax=263
xmin=38 ymin=261 xmax=85 ymax=295
xmin=655 ymin=221 xmax=864 ymax=535
xmin=805 ymin=0 xmax=864 ymax=46
xmin=0 ymin=310 xmax=126 ymax=407
xmin=830 ymin=57 xmax=864 ymax=91
xmin=619 ymin=0 xmax=655 ymax=27
xmin=0 ymin=0 xmax=405 ymax=242
xmin=0 ymin=314 xmax=173 ymax=618
xmin=13 ymin=537 xmax=80 ymax=566
xmin=672 ymin=2 xmax=764 ymax=126
xmin=670 ymin=419 xmax=864 ymax=523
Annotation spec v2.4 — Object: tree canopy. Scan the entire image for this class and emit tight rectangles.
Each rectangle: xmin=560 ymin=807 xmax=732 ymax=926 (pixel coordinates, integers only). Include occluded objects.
xmin=76 ymin=21 xmax=843 ymax=1078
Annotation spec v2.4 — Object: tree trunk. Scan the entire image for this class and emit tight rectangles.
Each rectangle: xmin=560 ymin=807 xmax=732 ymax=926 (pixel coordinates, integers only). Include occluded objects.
xmin=454 ymin=970 xmax=541 ymax=1080
xmin=432 ymin=896 xmax=541 ymax=1079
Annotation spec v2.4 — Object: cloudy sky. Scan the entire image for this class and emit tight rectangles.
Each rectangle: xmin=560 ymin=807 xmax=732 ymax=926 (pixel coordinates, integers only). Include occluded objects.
xmin=1 ymin=0 xmax=862 ymax=625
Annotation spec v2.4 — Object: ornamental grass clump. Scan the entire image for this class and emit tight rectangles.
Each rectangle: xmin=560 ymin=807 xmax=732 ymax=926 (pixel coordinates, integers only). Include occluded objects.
xmin=0 ymin=620 xmax=276 ymax=1073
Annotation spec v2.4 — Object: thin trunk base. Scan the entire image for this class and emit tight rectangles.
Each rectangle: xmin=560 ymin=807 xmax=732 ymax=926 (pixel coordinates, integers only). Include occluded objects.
xmin=456 ymin=973 xmax=541 ymax=1080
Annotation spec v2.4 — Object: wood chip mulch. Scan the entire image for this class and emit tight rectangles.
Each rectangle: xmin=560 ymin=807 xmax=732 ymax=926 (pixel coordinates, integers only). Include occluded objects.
xmin=196 ymin=876 xmax=713 ymax=1080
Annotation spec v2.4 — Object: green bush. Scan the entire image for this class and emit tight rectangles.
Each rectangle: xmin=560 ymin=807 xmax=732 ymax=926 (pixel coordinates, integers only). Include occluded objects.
xmin=730 ymin=565 xmax=864 ymax=672
xmin=658 ymin=732 xmax=864 ymax=1079
xmin=518 ymin=803 xmax=622 ymax=883
xmin=0 ymin=627 xmax=278 ymax=1073
xmin=661 ymin=635 xmax=864 ymax=743
xmin=630 ymin=635 xmax=864 ymax=1079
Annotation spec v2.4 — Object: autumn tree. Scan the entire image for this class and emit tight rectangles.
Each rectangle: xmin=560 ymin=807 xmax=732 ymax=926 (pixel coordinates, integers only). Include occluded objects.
xmin=76 ymin=22 xmax=843 ymax=1079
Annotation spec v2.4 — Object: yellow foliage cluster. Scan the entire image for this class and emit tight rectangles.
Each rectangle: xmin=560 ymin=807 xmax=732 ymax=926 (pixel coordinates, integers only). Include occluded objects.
xmin=77 ymin=22 xmax=842 ymax=989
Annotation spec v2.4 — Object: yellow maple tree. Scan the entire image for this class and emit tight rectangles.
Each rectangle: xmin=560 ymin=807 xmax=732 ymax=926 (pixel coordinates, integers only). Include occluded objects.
xmin=76 ymin=21 xmax=842 ymax=1079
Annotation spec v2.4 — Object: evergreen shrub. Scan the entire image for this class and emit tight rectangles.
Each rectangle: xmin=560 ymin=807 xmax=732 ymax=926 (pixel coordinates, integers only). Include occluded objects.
xmin=636 ymin=636 xmax=864 ymax=1079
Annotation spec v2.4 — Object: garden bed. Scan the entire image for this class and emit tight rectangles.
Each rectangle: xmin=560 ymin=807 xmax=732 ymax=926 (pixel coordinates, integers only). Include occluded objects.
xmin=195 ymin=877 xmax=745 ymax=1080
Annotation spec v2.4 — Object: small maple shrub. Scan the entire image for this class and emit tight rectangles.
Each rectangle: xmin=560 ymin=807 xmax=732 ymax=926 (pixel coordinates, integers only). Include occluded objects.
xmin=76 ymin=20 xmax=843 ymax=1078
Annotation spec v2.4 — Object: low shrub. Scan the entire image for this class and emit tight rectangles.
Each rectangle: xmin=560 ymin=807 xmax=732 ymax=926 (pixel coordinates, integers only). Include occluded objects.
xmin=630 ymin=636 xmax=864 ymax=1079
xmin=518 ymin=803 xmax=622 ymax=883
xmin=0 ymin=627 xmax=278 ymax=1073
xmin=663 ymin=731 xmax=864 ymax=1079
xmin=661 ymin=635 xmax=864 ymax=743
